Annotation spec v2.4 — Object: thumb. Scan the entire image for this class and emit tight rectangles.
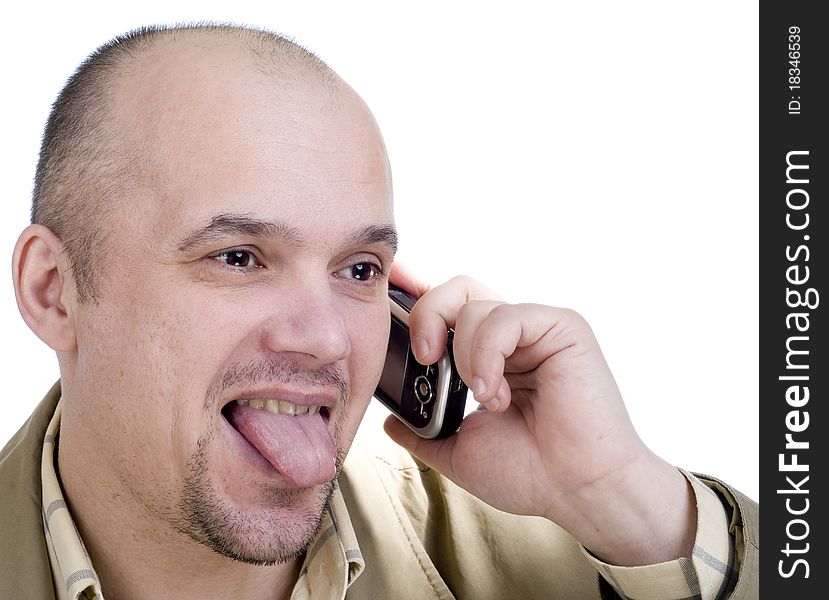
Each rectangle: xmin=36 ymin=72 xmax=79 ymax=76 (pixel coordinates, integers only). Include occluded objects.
xmin=383 ymin=415 xmax=459 ymax=480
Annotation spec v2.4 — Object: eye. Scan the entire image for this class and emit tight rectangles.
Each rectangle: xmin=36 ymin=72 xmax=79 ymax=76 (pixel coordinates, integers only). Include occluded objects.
xmin=337 ymin=261 xmax=383 ymax=283
xmin=209 ymin=249 xmax=263 ymax=269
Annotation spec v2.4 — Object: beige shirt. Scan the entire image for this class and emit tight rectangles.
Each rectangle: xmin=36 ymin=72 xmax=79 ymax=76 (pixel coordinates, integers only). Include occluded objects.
xmin=41 ymin=401 xmax=736 ymax=599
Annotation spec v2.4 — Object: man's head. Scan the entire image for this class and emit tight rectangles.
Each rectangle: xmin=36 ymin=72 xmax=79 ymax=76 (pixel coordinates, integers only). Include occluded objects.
xmin=14 ymin=24 xmax=396 ymax=565
xmin=31 ymin=25 xmax=356 ymax=303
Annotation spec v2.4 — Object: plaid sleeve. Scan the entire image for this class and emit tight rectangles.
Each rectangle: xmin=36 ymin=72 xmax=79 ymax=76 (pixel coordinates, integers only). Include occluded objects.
xmin=582 ymin=470 xmax=739 ymax=600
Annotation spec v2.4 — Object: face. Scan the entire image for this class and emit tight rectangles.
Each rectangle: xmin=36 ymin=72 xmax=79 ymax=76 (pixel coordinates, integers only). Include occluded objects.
xmin=62 ymin=43 xmax=395 ymax=564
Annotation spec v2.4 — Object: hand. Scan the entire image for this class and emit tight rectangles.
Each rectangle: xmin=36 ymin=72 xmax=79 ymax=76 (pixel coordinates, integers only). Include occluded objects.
xmin=384 ymin=266 xmax=696 ymax=566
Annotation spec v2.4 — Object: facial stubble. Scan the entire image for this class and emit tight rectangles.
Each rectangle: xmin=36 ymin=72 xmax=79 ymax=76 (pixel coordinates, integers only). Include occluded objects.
xmin=175 ymin=359 xmax=350 ymax=566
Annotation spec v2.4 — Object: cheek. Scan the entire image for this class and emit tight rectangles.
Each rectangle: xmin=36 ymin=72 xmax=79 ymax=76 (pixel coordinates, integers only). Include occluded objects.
xmin=74 ymin=285 xmax=251 ymax=460
xmin=341 ymin=303 xmax=390 ymax=427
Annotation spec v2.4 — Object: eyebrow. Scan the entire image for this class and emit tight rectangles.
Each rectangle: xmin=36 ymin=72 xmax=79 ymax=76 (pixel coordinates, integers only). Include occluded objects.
xmin=176 ymin=214 xmax=301 ymax=252
xmin=176 ymin=213 xmax=398 ymax=257
xmin=348 ymin=224 xmax=399 ymax=257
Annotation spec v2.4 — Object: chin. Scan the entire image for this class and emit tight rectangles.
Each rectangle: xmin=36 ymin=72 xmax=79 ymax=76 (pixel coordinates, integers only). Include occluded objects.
xmin=173 ymin=435 xmax=339 ymax=565
xmin=181 ymin=474 xmax=336 ymax=566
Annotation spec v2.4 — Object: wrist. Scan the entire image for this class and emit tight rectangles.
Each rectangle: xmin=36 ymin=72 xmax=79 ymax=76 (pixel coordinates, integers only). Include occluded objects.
xmin=555 ymin=452 xmax=696 ymax=567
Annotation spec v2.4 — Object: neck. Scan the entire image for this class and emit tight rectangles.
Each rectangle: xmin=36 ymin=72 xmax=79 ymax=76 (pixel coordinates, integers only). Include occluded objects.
xmin=56 ymin=428 xmax=302 ymax=600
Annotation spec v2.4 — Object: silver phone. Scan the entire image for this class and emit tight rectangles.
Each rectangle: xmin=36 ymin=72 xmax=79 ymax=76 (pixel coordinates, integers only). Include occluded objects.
xmin=374 ymin=284 xmax=467 ymax=438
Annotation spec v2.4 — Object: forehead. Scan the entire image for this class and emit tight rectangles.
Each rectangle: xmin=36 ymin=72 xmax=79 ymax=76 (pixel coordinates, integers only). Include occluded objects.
xmin=111 ymin=38 xmax=393 ymax=242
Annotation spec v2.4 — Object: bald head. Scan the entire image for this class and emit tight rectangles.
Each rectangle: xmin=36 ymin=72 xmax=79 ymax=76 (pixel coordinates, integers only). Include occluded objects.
xmin=32 ymin=25 xmax=353 ymax=302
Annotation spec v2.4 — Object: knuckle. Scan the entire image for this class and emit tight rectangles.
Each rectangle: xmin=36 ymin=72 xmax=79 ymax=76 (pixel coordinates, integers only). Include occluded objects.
xmin=449 ymin=274 xmax=473 ymax=285
xmin=561 ymin=307 xmax=588 ymax=327
xmin=456 ymin=299 xmax=475 ymax=320
xmin=489 ymin=302 xmax=513 ymax=319
xmin=455 ymin=298 xmax=490 ymax=325
xmin=448 ymin=274 xmax=476 ymax=292
xmin=556 ymin=307 xmax=595 ymax=341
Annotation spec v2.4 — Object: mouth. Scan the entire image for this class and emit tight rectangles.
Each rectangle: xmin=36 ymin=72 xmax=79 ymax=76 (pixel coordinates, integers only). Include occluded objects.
xmin=219 ymin=393 xmax=338 ymax=488
xmin=222 ymin=398 xmax=331 ymax=419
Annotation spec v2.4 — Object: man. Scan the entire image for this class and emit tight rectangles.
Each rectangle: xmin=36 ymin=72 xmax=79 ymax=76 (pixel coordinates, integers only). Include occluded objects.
xmin=0 ymin=24 xmax=758 ymax=599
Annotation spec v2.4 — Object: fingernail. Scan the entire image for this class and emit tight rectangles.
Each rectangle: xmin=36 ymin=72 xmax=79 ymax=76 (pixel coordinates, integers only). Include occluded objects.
xmin=487 ymin=396 xmax=501 ymax=411
xmin=471 ymin=376 xmax=487 ymax=399
xmin=413 ymin=335 xmax=430 ymax=361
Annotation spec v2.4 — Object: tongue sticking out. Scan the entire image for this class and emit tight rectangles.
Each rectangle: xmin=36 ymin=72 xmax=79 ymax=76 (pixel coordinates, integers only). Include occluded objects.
xmin=224 ymin=404 xmax=336 ymax=487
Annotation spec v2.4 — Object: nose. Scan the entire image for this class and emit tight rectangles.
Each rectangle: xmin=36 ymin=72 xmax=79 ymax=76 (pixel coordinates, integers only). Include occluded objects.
xmin=259 ymin=277 xmax=351 ymax=366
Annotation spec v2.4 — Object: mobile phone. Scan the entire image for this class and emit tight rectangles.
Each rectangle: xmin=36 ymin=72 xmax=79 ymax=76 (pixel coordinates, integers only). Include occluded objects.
xmin=374 ymin=284 xmax=468 ymax=438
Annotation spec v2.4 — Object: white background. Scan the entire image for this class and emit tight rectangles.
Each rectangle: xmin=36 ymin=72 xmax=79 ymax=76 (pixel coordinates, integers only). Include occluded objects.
xmin=0 ymin=1 xmax=758 ymax=499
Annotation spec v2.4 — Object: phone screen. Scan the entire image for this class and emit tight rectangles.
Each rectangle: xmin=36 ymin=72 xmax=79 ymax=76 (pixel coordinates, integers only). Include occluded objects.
xmin=378 ymin=317 xmax=410 ymax=408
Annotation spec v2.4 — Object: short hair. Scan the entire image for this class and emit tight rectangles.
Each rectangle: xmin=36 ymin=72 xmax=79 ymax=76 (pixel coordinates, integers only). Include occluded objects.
xmin=31 ymin=24 xmax=335 ymax=302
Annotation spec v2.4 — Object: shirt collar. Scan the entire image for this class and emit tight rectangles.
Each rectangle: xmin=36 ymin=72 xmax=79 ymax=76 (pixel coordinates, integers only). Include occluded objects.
xmin=40 ymin=399 xmax=365 ymax=600
xmin=41 ymin=401 xmax=103 ymax=600
xmin=293 ymin=481 xmax=365 ymax=599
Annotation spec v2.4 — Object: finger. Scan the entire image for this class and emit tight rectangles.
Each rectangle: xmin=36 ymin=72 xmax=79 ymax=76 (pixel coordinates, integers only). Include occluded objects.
xmin=388 ymin=262 xmax=431 ymax=299
xmin=383 ymin=415 xmax=460 ymax=480
xmin=468 ymin=303 xmax=586 ymax=406
xmin=451 ymin=299 xmax=504 ymax=389
xmin=463 ymin=304 xmax=522 ymax=406
xmin=407 ymin=275 xmax=502 ymax=365
xmin=468 ymin=375 xmax=513 ymax=413
xmin=488 ymin=375 xmax=512 ymax=413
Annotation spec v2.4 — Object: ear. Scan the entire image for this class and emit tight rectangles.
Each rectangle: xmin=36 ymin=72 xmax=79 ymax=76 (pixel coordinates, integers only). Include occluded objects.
xmin=12 ymin=224 xmax=78 ymax=352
